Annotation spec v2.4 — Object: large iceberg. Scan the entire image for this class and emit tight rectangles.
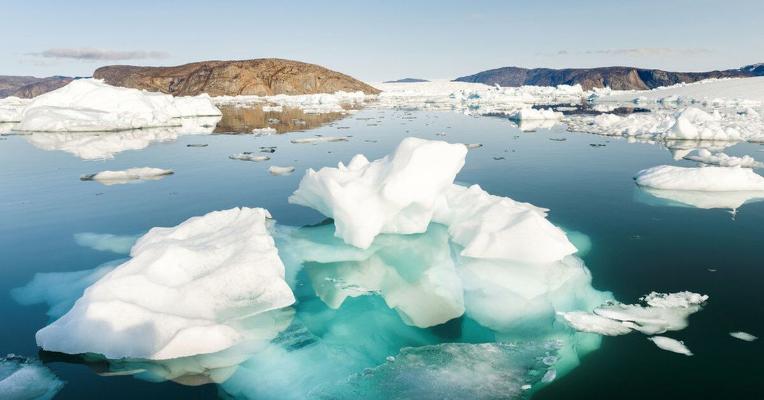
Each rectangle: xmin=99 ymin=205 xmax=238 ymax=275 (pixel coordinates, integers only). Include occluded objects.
xmin=289 ymin=137 xmax=576 ymax=264
xmin=634 ymin=165 xmax=764 ymax=191
xmin=35 ymin=207 xmax=295 ymax=360
xmin=0 ymin=96 xmax=30 ymax=123
xmin=289 ymin=137 xmax=468 ymax=249
xmin=15 ymin=79 xmax=221 ymax=132
xmin=0 ymin=355 xmax=64 ymax=400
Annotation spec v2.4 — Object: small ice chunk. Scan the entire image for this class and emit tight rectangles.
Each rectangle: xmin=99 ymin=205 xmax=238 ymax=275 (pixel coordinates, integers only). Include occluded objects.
xmin=729 ymin=331 xmax=758 ymax=342
xmin=464 ymin=143 xmax=483 ymax=149
xmin=290 ymin=136 xmax=350 ymax=144
xmin=558 ymin=311 xmax=633 ymax=336
xmin=35 ymin=207 xmax=295 ymax=360
xmin=541 ymin=369 xmax=557 ymax=383
xmin=0 ymin=355 xmax=65 ymax=400
xmin=507 ymin=107 xmax=563 ymax=121
xmin=229 ymin=153 xmax=270 ymax=162
xmin=648 ymin=336 xmax=693 ymax=356
xmin=634 ymin=165 xmax=764 ymax=191
xmin=269 ymin=166 xmax=296 ymax=176
xmin=80 ymin=167 xmax=174 ymax=185
xmin=683 ymin=149 xmax=763 ymax=168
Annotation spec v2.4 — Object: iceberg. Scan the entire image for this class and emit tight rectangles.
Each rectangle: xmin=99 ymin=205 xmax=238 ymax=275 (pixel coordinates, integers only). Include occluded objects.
xmin=507 ymin=107 xmax=563 ymax=121
xmin=634 ymin=165 xmax=764 ymax=191
xmin=35 ymin=207 xmax=295 ymax=360
xmin=0 ymin=96 xmax=30 ymax=123
xmin=80 ymin=167 xmax=174 ymax=185
xmin=290 ymin=135 xmax=350 ymax=144
xmin=269 ymin=166 xmax=296 ymax=176
xmin=635 ymin=186 xmax=764 ymax=211
xmin=648 ymin=336 xmax=693 ymax=356
xmin=289 ymin=137 xmax=467 ymax=249
xmin=15 ymin=79 xmax=220 ymax=132
xmin=0 ymin=355 xmax=64 ymax=400
xmin=229 ymin=153 xmax=270 ymax=162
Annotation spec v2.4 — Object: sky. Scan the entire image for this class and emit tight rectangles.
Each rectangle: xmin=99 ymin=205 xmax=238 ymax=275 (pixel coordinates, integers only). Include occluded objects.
xmin=3 ymin=0 xmax=764 ymax=82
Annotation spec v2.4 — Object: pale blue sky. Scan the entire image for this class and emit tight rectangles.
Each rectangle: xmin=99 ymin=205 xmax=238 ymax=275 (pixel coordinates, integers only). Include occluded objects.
xmin=3 ymin=0 xmax=763 ymax=81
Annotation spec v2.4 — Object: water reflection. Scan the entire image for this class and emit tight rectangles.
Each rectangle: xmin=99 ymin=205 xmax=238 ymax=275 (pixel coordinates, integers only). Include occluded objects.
xmin=21 ymin=116 xmax=221 ymax=160
xmin=635 ymin=185 xmax=764 ymax=214
xmin=214 ymin=105 xmax=351 ymax=134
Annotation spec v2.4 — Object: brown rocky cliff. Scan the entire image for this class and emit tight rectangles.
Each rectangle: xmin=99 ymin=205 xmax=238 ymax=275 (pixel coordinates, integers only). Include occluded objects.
xmin=93 ymin=59 xmax=380 ymax=96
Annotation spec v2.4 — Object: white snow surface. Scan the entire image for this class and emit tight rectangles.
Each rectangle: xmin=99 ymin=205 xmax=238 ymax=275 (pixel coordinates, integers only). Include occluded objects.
xmin=81 ymin=167 xmax=174 ymax=185
xmin=213 ymin=91 xmax=366 ymax=114
xmin=13 ymin=79 xmax=220 ymax=132
xmin=0 ymin=96 xmax=30 ymax=122
xmin=0 ymin=355 xmax=65 ymax=400
xmin=634 ymin=165 xmax=764 ymax=191
xmin=35 ymin=207 xmax=295 ymax=360
xmin=648 ymin=336 xmax=693 ymax=356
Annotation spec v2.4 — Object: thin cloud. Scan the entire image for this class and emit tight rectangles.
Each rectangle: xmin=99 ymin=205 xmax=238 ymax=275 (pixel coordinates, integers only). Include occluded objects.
xmin=32 ymin=48 xmax=170 ymax=61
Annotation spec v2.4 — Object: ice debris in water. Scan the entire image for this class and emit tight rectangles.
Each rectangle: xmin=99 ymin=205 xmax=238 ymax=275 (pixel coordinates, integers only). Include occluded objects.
xmin=683 ymin=149 xmax=763 ymax=168
xmin=80 ymin=167 xmax=174 ymax=185
xmin=560 ymin=291 xmax=708 ymax=336
xmin=648 ymin=336 xmax=693 ymax=356
xmin=313 ymin=342 xmax=556 ymax=400
xmin=269 ymin=166 xmax=296 ymax=176
xmin=290 ymin=135 xmax=350 ymax=144
xmin=634 ymin=165 xmax=764 ymax=191
xmin=229 ymin=153 xmax=270 ymax=162
xmin=74 ymin=232 xmax=139 ymax=254
xmin=729 ymin=332 xmax=758 ymax=342
xmin=0 ymin=354 xmax=64 ymax=400
xmin=289 ymin=137 xmax=576 ymax=264
xmin=15 ymin=79 xmax=221 ymax=132
xmin=34 ymin=207 xmax=295 ymax=360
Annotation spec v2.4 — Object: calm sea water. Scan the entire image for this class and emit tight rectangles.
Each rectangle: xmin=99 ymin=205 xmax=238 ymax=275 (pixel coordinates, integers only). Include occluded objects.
xmin=1 ymin=108 xmax=762 ymax=399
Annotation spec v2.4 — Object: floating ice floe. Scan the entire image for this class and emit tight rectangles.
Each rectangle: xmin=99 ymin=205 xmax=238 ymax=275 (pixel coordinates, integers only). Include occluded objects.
xmin=729 ymin=332 xmax=758 ymax=342
xmin=560 ymin=291 xmax=707 ymax=337
xmin=636 ymin=186 xmax=764 ymax=212
xmin=269 ymin=166 xmax=295 ymax=176
xmin=290 ymin=135 xmax=350 ymax=144
xmin=80 ymin=167 xmax=174 ymax=185
xmin=229 ymin=153 xmax=270 ymax=162
xmin=74 ymin=232 xmax=139 ymax=254
xmin=0 ymin=355 xmax=65 ymax=400
xmin=648 ymin=336 xmax=693 ymax=356
xmin=373 ymin=80 xmax=584 ymax=114
xmin=35 ymin=207 xmax=295 ymax=360
xmin=14 ymin=79 xmax=221 ymax=132
xmin=683 ymin=149 xmax=763 ymax=168
xmin=507 ymin=107 xmax=563 ymax=121
xmin=634 ymin=165 xmax=764 ymax=191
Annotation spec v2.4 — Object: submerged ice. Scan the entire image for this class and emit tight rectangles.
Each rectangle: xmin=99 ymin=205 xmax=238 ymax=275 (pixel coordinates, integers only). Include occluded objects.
xmin=0 ymin=355 xmax=64 ymax=400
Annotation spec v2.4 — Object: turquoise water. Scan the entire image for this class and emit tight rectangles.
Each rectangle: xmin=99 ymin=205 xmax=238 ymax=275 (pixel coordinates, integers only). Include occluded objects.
xmin=1 ymin=109 xmax=762 ymax=399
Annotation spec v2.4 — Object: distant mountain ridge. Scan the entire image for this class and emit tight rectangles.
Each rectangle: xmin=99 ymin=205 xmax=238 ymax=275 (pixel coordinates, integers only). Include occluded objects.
xmin=454 ymin=64 xmax=764 ymax=90
xmin=0 ymin=75 xmax=73 ymax=98
xmin=383 ymin=78 xmax=430 ymax=83
xmin=93 ymin=58 xmax=380 ymax=96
